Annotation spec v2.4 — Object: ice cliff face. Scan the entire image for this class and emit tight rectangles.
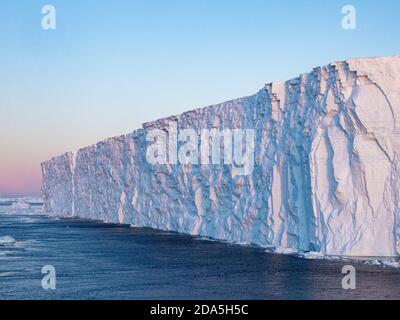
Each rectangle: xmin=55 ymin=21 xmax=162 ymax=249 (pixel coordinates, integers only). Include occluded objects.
xmin=42 ymin=56 xmax=400 ymax=257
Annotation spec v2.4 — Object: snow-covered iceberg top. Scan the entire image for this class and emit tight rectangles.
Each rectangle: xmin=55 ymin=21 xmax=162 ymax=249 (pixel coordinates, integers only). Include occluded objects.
xmin=41 ymin=56 xmax=400 ymax=258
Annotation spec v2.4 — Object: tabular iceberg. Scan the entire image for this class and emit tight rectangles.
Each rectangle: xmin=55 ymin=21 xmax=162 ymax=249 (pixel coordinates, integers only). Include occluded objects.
xmin=42 ymin=56 xmax=400 ymax=257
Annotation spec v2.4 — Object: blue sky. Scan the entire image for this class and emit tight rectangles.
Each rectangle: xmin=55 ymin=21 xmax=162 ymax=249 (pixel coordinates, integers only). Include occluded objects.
xmin=1 ymin=0 xmax=400 ymax=196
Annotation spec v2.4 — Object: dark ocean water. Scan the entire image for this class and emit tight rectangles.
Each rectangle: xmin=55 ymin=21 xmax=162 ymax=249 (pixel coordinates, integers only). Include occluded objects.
xmin=1 ymin=208 xmax=400 ymax=300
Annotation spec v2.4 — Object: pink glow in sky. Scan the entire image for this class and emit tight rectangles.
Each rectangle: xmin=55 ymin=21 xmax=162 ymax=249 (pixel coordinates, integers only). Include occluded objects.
xmin=2 ymin=0 xmax=399 ymax=197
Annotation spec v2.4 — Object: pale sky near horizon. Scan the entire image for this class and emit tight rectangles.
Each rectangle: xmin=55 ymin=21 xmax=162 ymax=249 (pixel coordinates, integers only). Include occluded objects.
xmin=1 ymin=0 xmax=400 ymax=197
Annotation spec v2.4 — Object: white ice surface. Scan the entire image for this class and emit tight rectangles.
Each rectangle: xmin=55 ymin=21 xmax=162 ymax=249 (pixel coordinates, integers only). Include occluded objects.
xmin=42 ymin=56 xmax=400 ymax=258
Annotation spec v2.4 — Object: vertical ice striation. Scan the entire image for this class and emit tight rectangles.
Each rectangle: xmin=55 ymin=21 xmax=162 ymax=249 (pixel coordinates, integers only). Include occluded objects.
xmin=42 ymin=56 xmax=400 ymax=257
